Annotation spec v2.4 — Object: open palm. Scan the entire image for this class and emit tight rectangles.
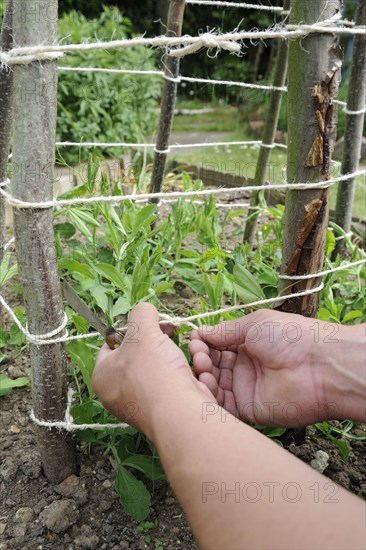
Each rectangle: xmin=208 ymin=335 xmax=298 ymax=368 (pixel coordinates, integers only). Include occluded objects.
xmin=189 ymin=310 xmax=333 ymax=427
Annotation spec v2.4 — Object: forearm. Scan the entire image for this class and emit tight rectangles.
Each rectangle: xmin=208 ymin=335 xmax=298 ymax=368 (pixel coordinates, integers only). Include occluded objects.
xmin=150 ymin=390 xmax=365 ymax=550
xmin=322 ymin=323 xmax=366 ymax=422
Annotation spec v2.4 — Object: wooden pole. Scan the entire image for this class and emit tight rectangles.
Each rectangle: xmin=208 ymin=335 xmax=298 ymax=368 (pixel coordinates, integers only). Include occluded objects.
xmin=243 ymin=0 xmax=290 ymax=247
xmin=12 ymin=0 xmax=76 ymax=482
xmin=0 ymin=0 xmax=14 ymax=262
xmin=278 ymin=0 xmax=342 ymax=318
xmin=150 ymin=0 xmax=186 ymax=197
xmin=334 ymin=0 xmax=366 ymax=255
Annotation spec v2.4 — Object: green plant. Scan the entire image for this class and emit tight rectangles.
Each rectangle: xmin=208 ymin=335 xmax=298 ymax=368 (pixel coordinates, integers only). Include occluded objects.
xmin=57 ymin=7 xmax=161 ymax=163
xmin=0 ymin=373 xmax=29 ymax=397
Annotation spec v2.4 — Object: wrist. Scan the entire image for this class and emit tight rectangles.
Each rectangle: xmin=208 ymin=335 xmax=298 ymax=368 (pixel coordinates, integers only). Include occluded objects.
xmin=321 ymin=323 xmax=366 ymax=422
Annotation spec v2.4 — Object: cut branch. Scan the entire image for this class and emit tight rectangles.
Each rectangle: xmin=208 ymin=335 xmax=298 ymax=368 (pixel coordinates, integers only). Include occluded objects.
xmin=150 ymin=0 xmax=186 ymax=198
xmin=278 ymin=0 xmax=342 ymax=318
xmin=334 ymin=0 xmax=366 ymax=255
xmin=0 ymin=0 xmax=14 ymax=262
xmin=12 ymin=0 xmax=76 ymax=482
xmin=243 ymin=0 xmax=290 ymax=246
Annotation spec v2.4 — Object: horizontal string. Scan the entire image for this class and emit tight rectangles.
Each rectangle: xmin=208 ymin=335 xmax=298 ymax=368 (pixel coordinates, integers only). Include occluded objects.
xmin=1 ymin=24 xmax=366 ymax=66
xmin=54 ymin=140 xmax=286 ymax=150
xmin=0 ymin=282 xmax=326 ymax=347
xmin=185 ymin=0 xmax=285 ymax=12
xmin=56 ymin=69 xmax=360 ymax=116
xmin=56 ymin=69 xmax=361 ymax=116
xmin=30 ymin=389 xmax=129 ymax=432
xmin=279 ymin=259 xmax=366 ymax=281
xmin=1 ymin=169 xmax=365 ymax=210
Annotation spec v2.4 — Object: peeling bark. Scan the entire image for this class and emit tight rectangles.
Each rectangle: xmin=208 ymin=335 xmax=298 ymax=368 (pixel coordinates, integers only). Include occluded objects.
xmin=278 ymin=0 xmax=342 ymax=318
xmin=12 ymin=0 xmax=76 ymax=482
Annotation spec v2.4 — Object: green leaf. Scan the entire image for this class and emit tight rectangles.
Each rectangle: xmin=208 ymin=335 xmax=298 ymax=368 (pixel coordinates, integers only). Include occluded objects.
xmin=326 ymin=230 xmax=336 ymax=256
xmin=89 ymin=284 xmax=109 ymax=314
xmin=116 ymin=464 xmax=151 ymax=521
xmin=113 ymin=296 xmax=131 ymax=317
xmin=317 ymin=308 xmax=332 ymax=322
xmin=122 ymin=455 xmax=166 ymax=481
xmin=233 ymin=264 xmax=266 ymax=304
xmin=54 ymin=222 xmax=76 ymax=240
xmin=342 ymin=310 xmax=363 ymax=323
xmin=0 ymin=374 xmax=29 ymax=397
xmin=333 ymin=439 xmax=350 ymax=463
xmin=94 ymin=263 xmax=126 ymax=292
xmin=0 ymin=253 xmax=18 ymax=288
xmin=59 ymin=258 xmax=96 ymax=279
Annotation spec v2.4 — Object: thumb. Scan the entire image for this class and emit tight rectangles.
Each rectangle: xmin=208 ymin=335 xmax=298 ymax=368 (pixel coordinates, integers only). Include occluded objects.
xmin=198 ymin=314 xmax=260 ymax=349
xmin=124 ymin=302 xmax=161 ymax=343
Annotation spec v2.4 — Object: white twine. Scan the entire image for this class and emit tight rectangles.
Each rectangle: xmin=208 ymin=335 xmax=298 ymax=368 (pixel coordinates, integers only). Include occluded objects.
xmin=1 ymin=24 xmax=366 ymax=66
xmin=56 ymin=69 xmax=359 ymax=115
xmin=343 ymin=106 xmax=366 ymax=116
xmin=58 ymin=67 xmax=288 ymax=92
xmin=185 ymin=0 xmax=285 ymax=12
xmin=0 ymin=293 xmax=69 ymax=346
xmin=4 ymin=238 xmax=15 ymax=252
xmin=0 ymin=177 xmax=10 ymax=188
xmin=154 ymin=147 xmax=171 ymax=155
xmin=279 ymin=259 xmax=366 ymax=281
xmin=1 ymin=282 xmax=328 ymax=349
xmin=30 ymin=388 xmax=129 ymax=432
xmin=55 ymin=139 xmax=286 ymax=150
xmin=58 ymin=66 xmax=164 ymax=77
xmin=2 ymin=169 xmax=365 ymax=210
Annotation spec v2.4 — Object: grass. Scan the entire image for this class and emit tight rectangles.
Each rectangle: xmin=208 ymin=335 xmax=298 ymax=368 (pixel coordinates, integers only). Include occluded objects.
xmin=170 ymin=105 xmax=366 ymax=221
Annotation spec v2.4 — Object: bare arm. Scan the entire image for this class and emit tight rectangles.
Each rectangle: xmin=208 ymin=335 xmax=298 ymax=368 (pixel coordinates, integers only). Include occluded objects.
xmin=92 ymin=305 xmax=366 ymax=550
xmin=150 ymin=389 xmax=365 ymax=550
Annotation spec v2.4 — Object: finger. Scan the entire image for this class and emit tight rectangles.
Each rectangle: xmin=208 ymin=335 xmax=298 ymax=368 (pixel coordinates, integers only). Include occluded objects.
xmin=192 ymin=351 xmax=214 ymax=376
xmin=160 ymin=323 xmax=175 ymax=338
xmin=189 ymin=329 xmax=202 ymax=341
xmin=218 ymin=367 xmax=233 ymax=391
xmin=189 ymin=339 xmax=210 ymax=357
xmin=199 ymin=373 xmax=225 ymax=406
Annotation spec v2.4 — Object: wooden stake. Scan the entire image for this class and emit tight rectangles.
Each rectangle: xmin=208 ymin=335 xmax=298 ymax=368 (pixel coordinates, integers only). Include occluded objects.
xmin=243 ymin=0 xmax=290 ymax=246
xmin=12 ymin=0 xmax=76 ymax=482
xmin=150 ymin=0 xmax=186 ymax=197
xmin=0 ymin=0 xmax=14 ymax=262
xmin=334 ymin=0 xmax=366 ymax=255
xmin=278 ymin=0 xmax=342 ymax=318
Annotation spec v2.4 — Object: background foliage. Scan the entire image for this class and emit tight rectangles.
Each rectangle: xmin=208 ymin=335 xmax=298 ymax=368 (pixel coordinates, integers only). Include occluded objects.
xmin=57 ymin=7 xmax=161 ymax=162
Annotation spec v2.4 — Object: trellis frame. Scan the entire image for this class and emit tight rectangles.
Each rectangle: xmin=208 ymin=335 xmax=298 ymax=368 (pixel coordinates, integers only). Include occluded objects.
xmin=0 ymin=0 xmax=365 ymax=479
xmin=11 ymin=0 xmax=76 ymax=482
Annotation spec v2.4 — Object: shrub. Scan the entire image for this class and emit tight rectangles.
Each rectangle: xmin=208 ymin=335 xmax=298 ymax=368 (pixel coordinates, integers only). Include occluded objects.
xmin=57 ymin=7 xmax=161 ymax=163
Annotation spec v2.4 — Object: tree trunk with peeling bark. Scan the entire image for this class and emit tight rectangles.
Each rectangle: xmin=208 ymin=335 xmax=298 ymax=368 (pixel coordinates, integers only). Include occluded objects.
xmin=150 ymin=0 xmax=186 ymax=198
xmin=278 ymin=0 xmax=342 ymax=318
xmin=0 ymin=0 xmax=14 ymax=262
xmin=334 ymin=0 xmax=366 ymax=256
xmin=243 ymin=0 xmax=290 ymax=247
xmin=12 ymin=0 xmax=76 ymax=482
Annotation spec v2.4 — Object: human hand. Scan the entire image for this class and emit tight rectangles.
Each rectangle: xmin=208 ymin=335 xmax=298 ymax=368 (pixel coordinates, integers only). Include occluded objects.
xmin=92 ymin=303 xmax=211 ymax=438
xmin=189 ymin=310 xmax=351 ymax=427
